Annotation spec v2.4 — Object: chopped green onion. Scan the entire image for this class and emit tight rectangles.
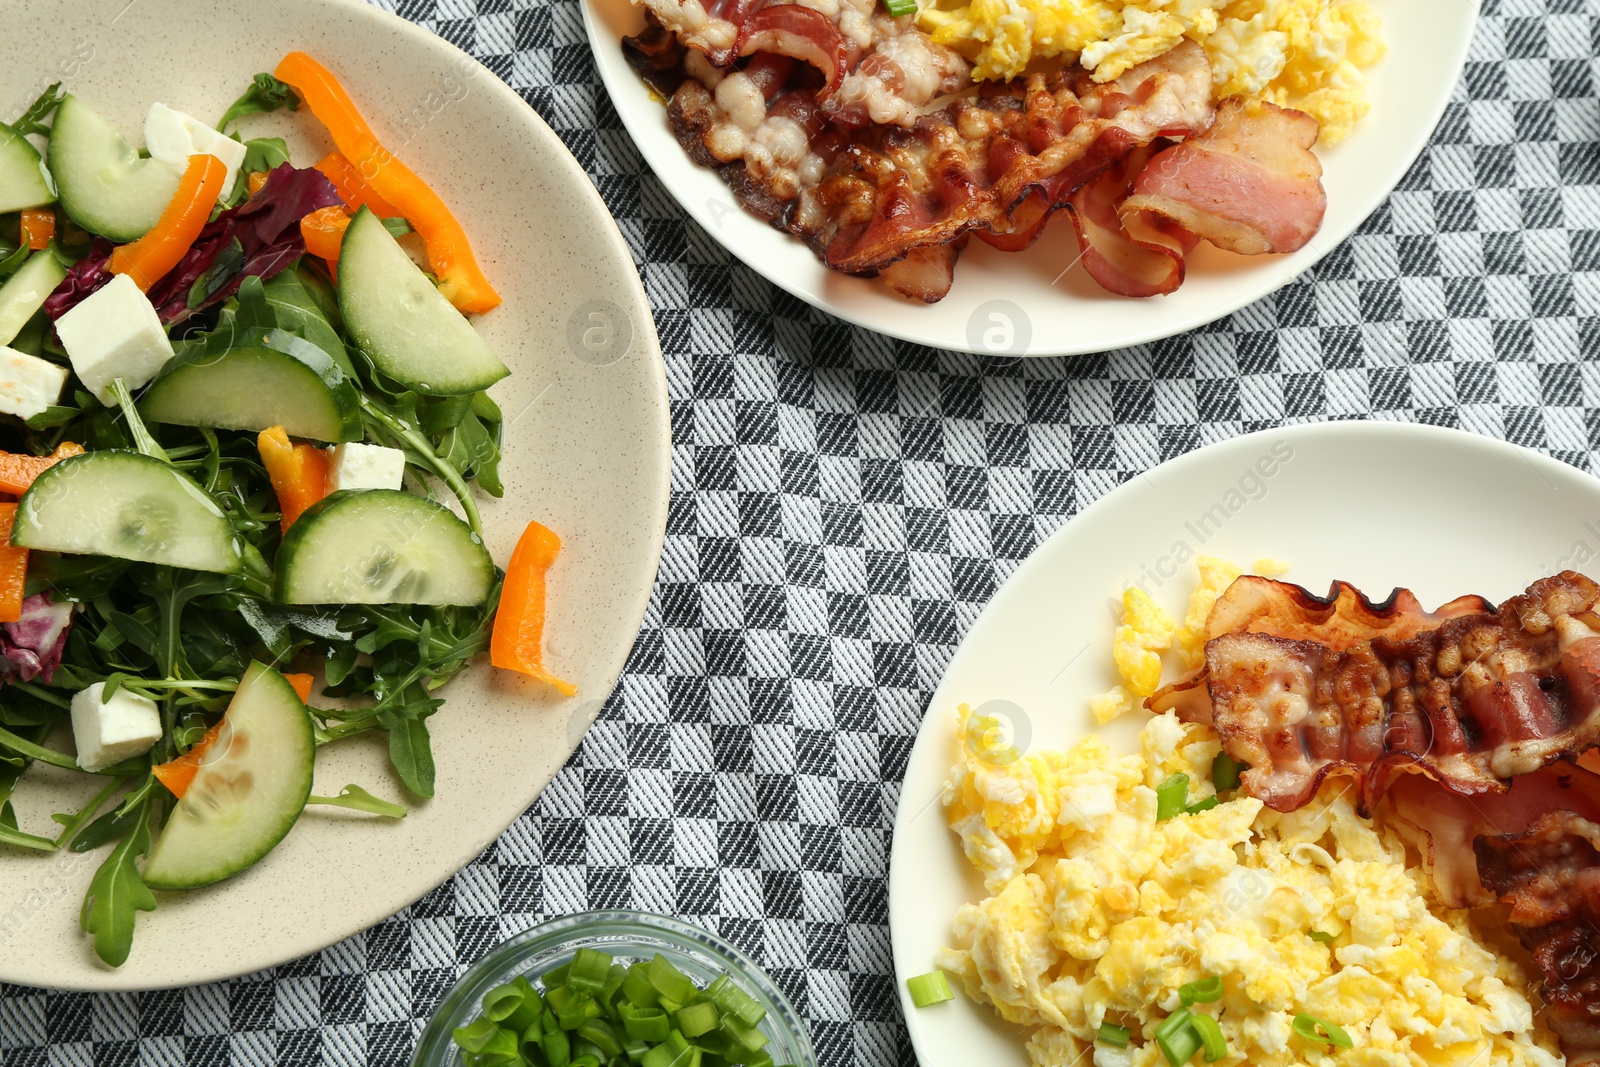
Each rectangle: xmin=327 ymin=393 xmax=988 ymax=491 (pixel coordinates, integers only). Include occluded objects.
xmin=603 ymin=963 xmax=628 ymax=1003
xmin=1190 ymin=1013 xmax=1227 ymax=1063
xmin=1155 ymin=1008 xmax=1192 ymax=1042
xmin=648 ymin=954 xmax=698 ymax=1005
xmin=1185 ymin=796 xmax=1220 ymax=815
xmin=621 ymin=1004 xmax=672 ymax=1044
xmin=624 ymin=963 xmax=663 ymax=1008
xmin=720 ymin=1013 xmax=770 ymax=1052
xmin=557 ymin=995 xmax=602 ymax=1031
xmin=570 ymin=947 xmax=615 ymax=994
xmin=1156 ymin=774 xmax=1191 ymax=820
xmin=1156 ymin=1013 xmax=1202 ymax=1067
xmin=674 ymin=1001 xmax=720 ymax=1038
xmin=578 ymin=1017 xmax=623 ymax=1059
xmin=906 ymin=970 xmax=955 ymax=1007
xmin=707 ymin=973 xmax=767 ymax=1027
xmin=1308 ymin=930 xmax=1336 ymax=944
xmin=1178 ymin=976 xmax=1222 ymax=1006
xmin=1293 ymin=1013 xmax=1352 ymax=1049
xmin=543 ymin=961 xmax=573 ymax=989
xmin=1097 ymin=1023 xmax=1131 ymax=1048
xmin=881 ymin=0 xmax=917 ymax=16
xmin=569 ymin=1056 xmax=602 ymax=1067
xmin=541 ymin=1016 xmax=572 ymax=1067
xmin=1211 ymin=752 xmax=1243 ymax=792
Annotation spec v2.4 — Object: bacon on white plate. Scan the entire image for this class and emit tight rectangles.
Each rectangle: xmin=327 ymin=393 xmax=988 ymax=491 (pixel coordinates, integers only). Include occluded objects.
xmin=1383 ymin=768 xmax=1600 ymax=1064
xmin=1121 ymin=97 xmax=1327 ymax=256
xmin=1150 ymin=572 xmax=1600 ymax=813
xmin=1063 ymin=145 xmax=1199 ymax=298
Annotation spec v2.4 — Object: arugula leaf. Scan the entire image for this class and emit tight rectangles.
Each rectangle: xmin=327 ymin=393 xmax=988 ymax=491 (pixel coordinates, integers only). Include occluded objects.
xmin=185 ymin=236 xmax=245 ymax=309
xmin=377 ymin=708 xmax=438 ymax=798
xmin=0 ymin=799 xmax=56 ymax=851
xmin=380 ymin=216 xmax=413 ymax=239
xmin=217 ymin=73 xmax=298 ymax=131
xmin=11 ymin=82 xmax=63 ymax=137
xmin=0 ymin=240 xmax=30 ymax=281
xmin=220 ymin=138 xmax=293 ymax=208
xmin=306 ymin=784 xmax=408 ymax=818
xmin=79 ymin=799 xmax=157 ymax=967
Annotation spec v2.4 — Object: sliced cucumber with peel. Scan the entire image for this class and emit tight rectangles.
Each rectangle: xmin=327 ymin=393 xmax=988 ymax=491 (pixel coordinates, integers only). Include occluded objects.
xmin=0 ymin=249 xmax=67 ymax=347
xmin=337 ymin=206 xmax=508 ymax=395
xmin=275 ymin=489 xmax=493 ymax=605
xmin=142 ymin=661 xmax=315 ymax=890
xmin=48 ymin=94 xmax=179 ymax=242
xmin=13 ymin=450 xmax=241 ymax=573
xmin=140 ymin=327 xmax=362 ymax=443
xmin=0 ymin=120 xmax=53 ymax=214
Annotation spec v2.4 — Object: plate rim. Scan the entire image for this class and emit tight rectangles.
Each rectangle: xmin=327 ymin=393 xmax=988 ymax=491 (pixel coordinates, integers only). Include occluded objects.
xmin=580 ymin=0 xmax=1481 ymax=357
xmin=0 ymin=0 xmax=671 ymax=991
xmin=885 ymin=419 xmax=1593 ymax=1061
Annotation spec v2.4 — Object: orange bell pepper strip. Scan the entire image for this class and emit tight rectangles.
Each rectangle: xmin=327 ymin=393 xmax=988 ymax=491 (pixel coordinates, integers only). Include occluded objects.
xmin=490 ymin=520 xmax=577 ymax=695
xmin=299 ymin=205 xmax=350 ymax=270
xmin=110 ymin=153 xmax=228 ymax=292
xmin=152 ymin=719 xmax=224 ymax=799
xmin=282 ymin=672 xmax=314 ymax=703
xmin=0 ymin=504 xmax=28 ymax=624
xmin=257 ymin=425 xmax=331 ymax=533
xmin=19 ymin=208 xmax=54 ymax=251
xmin=314 ymin=152 xmax=400 ymax=217
xmin=247 ymin=171 xmax=269 ymax=198
xmin=0 ymin=442 xmax=84 ymax=496
xmin=273 ymin=52 xmax=501 ymax=314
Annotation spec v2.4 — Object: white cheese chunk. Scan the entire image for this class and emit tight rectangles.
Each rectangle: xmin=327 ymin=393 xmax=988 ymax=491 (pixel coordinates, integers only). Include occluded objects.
xmin=0 ymin=345 xmax=68 ymax=420
xmin=144 ymin=102 xmax=249 ymax=193
xmin=54 ymin=273 xmax=175 ymax=404
xmin=327 ymin=442 xmax=406 ymax=492
xmin=70 ymin=682 xmax=162 ymax=773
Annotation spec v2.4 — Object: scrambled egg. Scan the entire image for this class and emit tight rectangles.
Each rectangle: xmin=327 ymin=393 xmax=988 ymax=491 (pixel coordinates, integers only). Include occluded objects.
xmin=916 ymin=0 xmax=1386 ymax=143
xmin=1094 ymin=556 xmax=1288 ymax=723
xmin=937 ymin=711 xmax=1563 ymax=1067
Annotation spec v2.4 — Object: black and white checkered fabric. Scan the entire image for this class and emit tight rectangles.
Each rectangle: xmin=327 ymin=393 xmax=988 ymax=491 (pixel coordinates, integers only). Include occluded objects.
xmin=4 ymin=1 xmax=1598 ymax=1063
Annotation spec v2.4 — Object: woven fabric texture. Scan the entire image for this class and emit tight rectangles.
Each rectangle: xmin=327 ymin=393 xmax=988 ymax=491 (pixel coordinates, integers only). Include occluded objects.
xmin=4 ymin=1 xmax=1599 ymax=1064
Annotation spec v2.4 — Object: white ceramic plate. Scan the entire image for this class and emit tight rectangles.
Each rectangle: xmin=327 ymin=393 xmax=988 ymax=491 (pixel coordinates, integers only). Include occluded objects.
xmin=0 ymin=0 xmax=669 ymax=989
xmin=887 ymin=421 xmax=1599 ymax=1064
xmin=582 ymin=0 xmax=1477 ymax=356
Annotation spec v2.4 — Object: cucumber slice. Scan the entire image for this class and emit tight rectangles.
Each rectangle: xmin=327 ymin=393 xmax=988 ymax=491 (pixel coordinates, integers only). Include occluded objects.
xmin=0 ymin=121 xmax=53 ymax=214
xmin=48 ymin=94 xmax=179 ymax=242
xmin=13 ymin=450 xmax=241 ymax=573
xmin=337 ymin=207 xmax=508 ymax=395
xmin=275 ymin=489 xmax=493 ymax=605
xmin=140 ymin=327 xmax=361 ymax=443
xmin=0 ymin=249 xmax=67 ymax=347
xmin=142 ymin=662 xmax=314 ymax=890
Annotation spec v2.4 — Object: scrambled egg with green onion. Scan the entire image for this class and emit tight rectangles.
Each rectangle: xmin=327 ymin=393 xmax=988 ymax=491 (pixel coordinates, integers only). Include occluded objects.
xmin=935 ymin=561 xmax=1562 ymax=1067
xmin=916 ymin=0 xmax=1386 ymax=143
xmin=938 ymin=712 xmax=1562 ymax=1067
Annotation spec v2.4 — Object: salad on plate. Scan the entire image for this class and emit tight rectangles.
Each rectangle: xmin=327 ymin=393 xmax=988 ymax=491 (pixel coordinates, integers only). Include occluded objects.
xmin=0 ymin=53 xmax=571 ymax=966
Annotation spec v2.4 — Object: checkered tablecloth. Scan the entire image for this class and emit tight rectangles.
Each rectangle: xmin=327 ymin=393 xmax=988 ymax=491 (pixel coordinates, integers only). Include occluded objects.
xmin=4 ymin=0 xmax=1598 ymax=1063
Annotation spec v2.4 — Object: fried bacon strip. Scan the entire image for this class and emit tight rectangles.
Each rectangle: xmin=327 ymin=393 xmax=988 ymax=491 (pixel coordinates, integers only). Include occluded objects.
xmin=1382 ymin=769 xmax=1600 ymax=1062
xmin=642 ymin=26 xmax=1216 ymax=301
xmin=1064 ymin=145 xmax=1199 ymax=298
xmin=1121 ymin=98 xmax=1327 ymax=256
xmin=1150 ymin=571 xmax=1600 ymax=813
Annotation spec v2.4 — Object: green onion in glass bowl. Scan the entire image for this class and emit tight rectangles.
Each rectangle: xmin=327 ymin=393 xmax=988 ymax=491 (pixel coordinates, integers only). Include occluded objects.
xmin=412 ymin=911 xmax=816 ymax=1067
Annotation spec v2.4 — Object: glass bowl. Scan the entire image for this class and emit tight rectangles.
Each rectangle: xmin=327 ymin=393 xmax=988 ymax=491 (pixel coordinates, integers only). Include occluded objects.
xmin=412 ymin=910 xmax=817 ymax=1067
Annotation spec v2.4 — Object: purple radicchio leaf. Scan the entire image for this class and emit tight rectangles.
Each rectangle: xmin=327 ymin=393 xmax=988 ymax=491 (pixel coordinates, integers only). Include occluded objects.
xmin=42 ymin=238 xmax=114 ymax=321
xmin=0 ymin=593 xmax=73 ymax=684
xmin=148 ymin=162 xmax=342 ymax=327
xmin=40 ymin=163 xmax=343 ymax=328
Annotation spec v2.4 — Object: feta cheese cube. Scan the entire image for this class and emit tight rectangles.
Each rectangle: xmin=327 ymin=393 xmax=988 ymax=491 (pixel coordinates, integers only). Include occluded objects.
xmin=54 ymin=273 xmax=175 ymax=404
xmin=145 ymin=102 xmax=250 ymax=193
xmin=70 ymin=682 xmax=161 ymax=773
xmin=327 ymin=442 xmax=406 ymax=492
xmin=0 ymin=345 xmax=68 ymax=420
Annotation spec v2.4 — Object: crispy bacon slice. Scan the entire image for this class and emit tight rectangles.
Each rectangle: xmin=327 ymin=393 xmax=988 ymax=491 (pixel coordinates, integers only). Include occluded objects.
xmin=655 ymin=34 xmax=1215 ymax=301
xmin=1150 ymin=572 xmax=1600 ymax=813
xmin=735 ymin=5 xmax=854 ymax=97
xmin=1064 ymin=145 xmax=1198 ymax=298
xmin=1381 ymin=768 xmax=1600 ymax=1062
xmin=1121 ymin=98 xmax=1327 ymax=256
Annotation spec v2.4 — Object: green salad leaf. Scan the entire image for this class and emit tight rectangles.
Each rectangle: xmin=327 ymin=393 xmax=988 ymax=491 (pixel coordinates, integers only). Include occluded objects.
xmin=217 ymin=73 xmax=298 ymax=131
xmin=306 ymin=783 xmax=407 ymax=818
xmin=79 ymin=797 xmax=158 ymax=968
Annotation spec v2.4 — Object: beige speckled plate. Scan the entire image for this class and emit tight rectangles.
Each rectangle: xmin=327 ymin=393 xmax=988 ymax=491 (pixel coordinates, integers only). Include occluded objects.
xmin=0 ymin=0 xmax=668 ymax=989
